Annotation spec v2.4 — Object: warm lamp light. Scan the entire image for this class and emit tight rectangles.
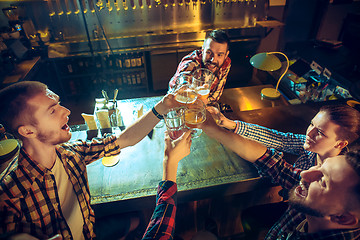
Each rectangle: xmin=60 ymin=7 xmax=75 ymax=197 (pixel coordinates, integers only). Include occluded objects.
xmin=250 ymin=52 xmax=289 ymax=99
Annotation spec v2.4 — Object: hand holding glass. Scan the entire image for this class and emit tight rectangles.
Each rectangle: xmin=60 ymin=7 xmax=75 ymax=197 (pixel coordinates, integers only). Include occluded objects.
xmin=206 ymin=102 xmax=221 ymax=125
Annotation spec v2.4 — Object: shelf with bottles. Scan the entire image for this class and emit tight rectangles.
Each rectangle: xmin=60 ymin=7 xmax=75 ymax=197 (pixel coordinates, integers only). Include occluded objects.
xmin=51 ymin=52 xmax=146 ymax=78
xmin=60 ymin=71 xmax=148 ymax=98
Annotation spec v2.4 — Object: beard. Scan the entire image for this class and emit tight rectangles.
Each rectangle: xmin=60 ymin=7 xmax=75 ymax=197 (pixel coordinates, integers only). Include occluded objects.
xmin=37 ymin=128 xmax=71 ymax=145
xmin=288 ymin=186 xmax=325 ymax=218
xmin=204 ymin=61 xmax=220 ymax=73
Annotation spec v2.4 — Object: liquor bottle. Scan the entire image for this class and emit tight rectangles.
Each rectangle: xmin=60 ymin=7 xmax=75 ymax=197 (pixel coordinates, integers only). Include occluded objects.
xmin=130 ymin=52 xmax=137 ymax=68
xmin=124 ymin=53 xmax=131 ymax=68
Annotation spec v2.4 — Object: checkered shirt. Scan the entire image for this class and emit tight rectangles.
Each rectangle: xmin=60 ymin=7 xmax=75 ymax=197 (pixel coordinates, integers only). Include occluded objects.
xmin=0 ymin=135 xmax=121 ymax=239
xmin=142 ymin=181 xmax=177 ymax=240
xmin=233 ymin=120 xmax=317 ymax=171
xmin=168 ymin=49 xmax=231 ymax=102
xmin=255 ymin=149 xmax=360 ymax=239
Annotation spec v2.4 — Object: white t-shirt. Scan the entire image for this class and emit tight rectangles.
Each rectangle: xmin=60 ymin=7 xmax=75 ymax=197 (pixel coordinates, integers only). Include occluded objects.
xmin=51 ymin=157 xmax=85 ymax=240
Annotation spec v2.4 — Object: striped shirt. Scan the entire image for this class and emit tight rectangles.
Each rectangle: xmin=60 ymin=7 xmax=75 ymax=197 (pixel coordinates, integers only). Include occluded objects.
xmin=142 ymin=181 xmax=177 ymax=240
xmin=169 ymin=49 xmax=231 ymax=103
xmin=0 ymin=135 xmax=120 ymax=239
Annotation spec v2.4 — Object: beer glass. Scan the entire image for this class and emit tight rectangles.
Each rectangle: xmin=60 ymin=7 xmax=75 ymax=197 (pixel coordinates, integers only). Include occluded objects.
xmin=192 ymin=68 xmax=215 ymax=103
xmin=163 ymin=107 xmax=187 ymax=140
xmin=169 ymin=73 xmax=198 ymax=105
xmin=184 ymin=98 xmax=206 ymax=138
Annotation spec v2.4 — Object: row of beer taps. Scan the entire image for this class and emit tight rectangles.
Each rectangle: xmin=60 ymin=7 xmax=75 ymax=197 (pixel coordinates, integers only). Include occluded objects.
xmin=47 ymin=0 xmax=257 ymax=16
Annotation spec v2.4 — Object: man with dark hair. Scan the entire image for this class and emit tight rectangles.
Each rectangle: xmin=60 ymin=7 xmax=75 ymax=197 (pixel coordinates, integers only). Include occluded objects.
xmin=169 ymin=29 xmax=231 ymax=103
xmin=0 ymin=81 xmax=180 ymax=240
xmin=200 ymin=114 xmax=360 ymax=239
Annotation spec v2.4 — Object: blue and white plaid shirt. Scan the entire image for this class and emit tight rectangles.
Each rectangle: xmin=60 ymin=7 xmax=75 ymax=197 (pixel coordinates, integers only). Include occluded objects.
xmin=233 ymin=120 xmax=317 ymax=171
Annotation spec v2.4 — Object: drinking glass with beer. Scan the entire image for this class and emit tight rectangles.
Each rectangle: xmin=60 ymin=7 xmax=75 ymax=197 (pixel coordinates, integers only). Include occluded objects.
xmin=206 ymin=102 xmax=221 ymax=125
xmin=170 ymin=73 xmax=198 ymax=105
xmin=192 ymin=68 xmax=215 ymax=104
xmin=163 ymin=107 xmax=187 ymax=140
xmin=184 ymin=98 xmax=206 ymax=138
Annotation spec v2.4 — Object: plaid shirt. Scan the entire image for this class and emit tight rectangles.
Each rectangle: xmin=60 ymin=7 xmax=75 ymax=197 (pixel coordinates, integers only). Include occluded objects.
xmin=168 ymin=49 xmax=231 ymax=102
xmin=142 ymin=181 xmax=177 ymax=240
xmin=255 ymin=150 xmax=360 ymax=240
xmin=0 ymin=135 xmax=120 ymax=240
xmin=233 ymin=120 xmax=317 ymax=171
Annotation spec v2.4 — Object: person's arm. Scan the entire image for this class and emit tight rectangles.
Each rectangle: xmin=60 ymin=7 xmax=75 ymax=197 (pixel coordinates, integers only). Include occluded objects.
xmin=169 ymin=50 xmax=201 ymax=91
xmin=201 ymin=111 xmax=267 ymax=162
xmin=201 ymin=112 xmax=303 ymax=189
xmin=116 ymin=94 xmax=180 ymax=149
xmin=216 ymin=112 xmax=306 ymax=155
xmin=142 ymin=130 xmax=192 ymax=240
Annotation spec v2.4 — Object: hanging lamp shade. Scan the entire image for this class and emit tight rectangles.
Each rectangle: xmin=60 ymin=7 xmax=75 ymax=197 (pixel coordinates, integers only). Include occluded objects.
xmin=250 ymin=52 xmax=282 ymax=72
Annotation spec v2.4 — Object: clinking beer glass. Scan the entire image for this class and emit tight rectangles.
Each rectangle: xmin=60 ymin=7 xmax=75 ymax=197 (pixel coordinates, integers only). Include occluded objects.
xmin=169 ymin=73 xmax=198 ymax=105
xmin=192 ymin=68 xmax=215 ymax=104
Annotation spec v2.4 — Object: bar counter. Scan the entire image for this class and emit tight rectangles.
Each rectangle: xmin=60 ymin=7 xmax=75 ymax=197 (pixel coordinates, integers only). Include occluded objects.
xmin=71 ymin=85 xmax=320 ymax=216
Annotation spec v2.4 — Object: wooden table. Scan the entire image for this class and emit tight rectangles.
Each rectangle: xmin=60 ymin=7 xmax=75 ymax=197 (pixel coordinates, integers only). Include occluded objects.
xmin=73 ymin=86 xmax=318 ymax=216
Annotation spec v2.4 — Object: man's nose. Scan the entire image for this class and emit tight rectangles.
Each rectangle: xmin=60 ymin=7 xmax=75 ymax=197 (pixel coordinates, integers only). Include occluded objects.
xmin=300 ymin=167 xmax=322 ymax=182
xmin=307 ymin=126 xmax=316 ymax=138
xmin=62 ymin=106 xmax=71 ymax=116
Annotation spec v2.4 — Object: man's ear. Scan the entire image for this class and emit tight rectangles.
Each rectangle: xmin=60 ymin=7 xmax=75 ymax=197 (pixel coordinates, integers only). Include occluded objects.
xmin=330 ymin=212 xmax=358 ymax=226
xmin=18 ymin=125 xmax=37 ymax=139
xmin=335 ymin=140 xmax=348 ymax=150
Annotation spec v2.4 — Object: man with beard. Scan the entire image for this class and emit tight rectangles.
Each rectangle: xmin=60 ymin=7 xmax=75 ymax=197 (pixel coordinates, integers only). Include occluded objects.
xmin=200 ymin=112 xmax=360 ymax=239
xmin=0 ymin=81 xmax=180 ymax=240
xmin=168 ymin=29 xmax=231 ymax=103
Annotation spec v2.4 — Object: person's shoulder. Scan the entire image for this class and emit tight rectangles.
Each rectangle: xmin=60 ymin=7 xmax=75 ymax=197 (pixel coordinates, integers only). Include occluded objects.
xmin=0 ymin=159 xmax=32 ymax=198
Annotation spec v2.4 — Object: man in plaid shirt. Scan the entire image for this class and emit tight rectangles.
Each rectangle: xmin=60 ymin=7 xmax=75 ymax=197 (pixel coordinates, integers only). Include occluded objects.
xmin=202 ymin=110 xmax=360 ymax=239
xmin=217 ymin=105 xmax=360 ymax=238
xmin=168 ymin=29 xmax=231 ymax=103
xmin=0 ymin=81 xmax=180 ymax=240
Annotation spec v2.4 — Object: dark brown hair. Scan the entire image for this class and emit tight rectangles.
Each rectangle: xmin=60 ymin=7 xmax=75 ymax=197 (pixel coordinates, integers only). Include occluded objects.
xmin=205 ymin=30 xmax=230 ymax=50
xmin=320 ymin=105 xmax=360 ymax=144
xmin=0 ymin=81 xmax=47 ymax=137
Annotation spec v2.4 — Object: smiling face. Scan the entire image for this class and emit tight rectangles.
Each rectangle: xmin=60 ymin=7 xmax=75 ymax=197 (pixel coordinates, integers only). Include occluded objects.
xmin=304 ymin=111 xmax=344 ymax=157
xmin=25 ymin=89 xmax=72 ymax=145
xmin=289 ymin=155 xmax=359 ymax=217
xmin=202 ymin=38 xmax=229 ymax=74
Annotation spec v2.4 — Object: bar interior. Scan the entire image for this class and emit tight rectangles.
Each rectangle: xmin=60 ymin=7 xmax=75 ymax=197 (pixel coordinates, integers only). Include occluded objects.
xmin=1 ymin=0 xmax=360 ymax=239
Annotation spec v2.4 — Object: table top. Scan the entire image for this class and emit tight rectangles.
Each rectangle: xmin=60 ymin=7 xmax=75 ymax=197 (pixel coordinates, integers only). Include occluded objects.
xmin=72 ymin=85 xmax=317 ymax=215
xmin=84 ymin=95 xmax=266 ymax=214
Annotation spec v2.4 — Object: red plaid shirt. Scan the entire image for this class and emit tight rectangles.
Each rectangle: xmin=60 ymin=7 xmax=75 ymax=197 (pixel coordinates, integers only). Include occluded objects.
xmin=0 ymin=136 xmax=120 ymax=240
xmin=169 ymin=49 xmax=231 ymax=102
xmin=142 ymin=181 xmax=177 ymax=240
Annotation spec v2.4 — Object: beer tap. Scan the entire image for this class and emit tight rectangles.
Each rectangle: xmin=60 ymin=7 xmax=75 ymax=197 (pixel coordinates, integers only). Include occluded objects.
xmin=72 ymin=0 xmax=80 ymax=14
xmin=177 ymin=0 xmax=183 ymax=6
xmin=114 ymin=0 xmax=120 ymax=11
xmin=64 ymin=0 xmax=72 ymax=15
xmin=55 ymin=0 xmax=64 ymax=15
xmin=163 ymin=0 xmax=168 ymax=8
xmin=138 ymin=0 xmax=144 ymax=9
xmin=96 ymin=0 xmax=104 ymax=10
xmin=88 ymin=0 xmax=96 ymax=13
xmin=81 ymin=0 xmax=88 ymax=13
xmin=106 ymin=0 xmax=113 ymax=11
xmin=47 ymin=0 xmax=56 ymax=16
xmin=130 ymin=0 xmax=136 ymax=9
xmin=123 ymin=0 xmax=128 ymax=10
xmin=146 ymin=0 xmax=152 ymax=8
